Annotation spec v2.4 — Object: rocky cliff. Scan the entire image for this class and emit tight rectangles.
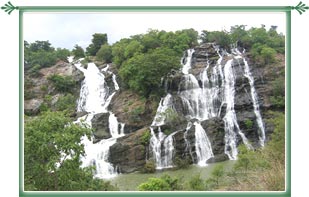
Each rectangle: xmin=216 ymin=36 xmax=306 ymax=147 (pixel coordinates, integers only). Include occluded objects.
xmin=108 ymin=43 xmax=285 ymax=173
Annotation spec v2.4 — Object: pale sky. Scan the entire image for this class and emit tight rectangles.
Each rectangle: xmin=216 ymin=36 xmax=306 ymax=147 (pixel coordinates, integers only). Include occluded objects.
xmin=23 ymin=12 xmax=286 ymax=50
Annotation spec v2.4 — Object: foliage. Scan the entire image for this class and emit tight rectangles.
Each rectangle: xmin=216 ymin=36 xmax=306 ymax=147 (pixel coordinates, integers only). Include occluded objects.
xmin=72 ymin=45 xmax=85 ymax=59
xmin=96 ymin=44 xmax=113 ymax=63
xmin=138 ymin=177 xmax=170 ymax=191
xmin=143 ymin=160 xmax=156 ymax=173
xmin=119 ymin=47 xmax=181 ymax=97
xmin=188 ymin=174 xmax=205 ymax=191
xmin=24 ymin=111 xmax=112 ymax=191
xmin=55 ymin=93 xmax=77 ymax=115
xmin=24 ymin=40 xmax=73 ymax=72
xmin=86 ymin=33 xmax=108 ymax=56
xmin=55 ymin=48 xmax=71 ymax=62
xmin=260 ymin=46 xmax=277 ymax=64
xmin=174 ymin=157 xmax=191 ymax=169
xmin=138 ymin=174 xmax=181 ymax=191
xmin=244 ymin=119 xmax=253 ymax=129
xmin=140 ymin=129 xmax=151 ymax=145
xmin=270 ymin=96 xmax=285 ymax=108
xmin=225 ymin=111 xmax=285 ymax=191
xmin=48 ymin=74 xmax=76 ymax=93
xmin=129 ymin=106 xmax=145 ymax=123
xmin=208 ymin=164 xmax=225 ymax=188
xmin=200 ymin=30 xmax=231 ymax=49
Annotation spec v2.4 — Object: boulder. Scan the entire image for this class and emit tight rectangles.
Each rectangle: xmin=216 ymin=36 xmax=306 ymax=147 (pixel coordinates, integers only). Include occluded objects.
xmin=109 ymin=128 xmax=148 ymax=173
xmin=24 ymin=98 xmax=43 ymax=115
xmin=91 ymin=113 xmax=112 ymax=139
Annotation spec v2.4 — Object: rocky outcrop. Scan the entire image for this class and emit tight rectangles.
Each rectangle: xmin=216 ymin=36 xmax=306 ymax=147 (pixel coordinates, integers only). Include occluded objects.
xmin=24 ymin=61 xmax=84 ymax=115
xmin=109 ymin=128 xmax=148 ymax=173
xmin=24 ymin=98 xmax=43 ymax=115
xmin=91 ymin=113 xmax=112 ymax=140
xmin=108 ymin=43 xmax=284 ymax=173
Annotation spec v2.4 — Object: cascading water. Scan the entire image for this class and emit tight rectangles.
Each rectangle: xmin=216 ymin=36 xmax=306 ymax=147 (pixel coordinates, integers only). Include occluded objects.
xmin=150 ymin=45 xmax=266 ymax=167
xmin=194 ymin=122 xmax=214 ymax=166
xmin=72 ymin=60 xmax=124 ymax=178
xmin=243 ymin=58 xmax=266 ymax=147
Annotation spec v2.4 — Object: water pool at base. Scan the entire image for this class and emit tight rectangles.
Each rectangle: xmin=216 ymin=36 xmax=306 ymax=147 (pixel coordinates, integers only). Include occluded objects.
xmin=109 ymin=160 xmax=235 ymax=191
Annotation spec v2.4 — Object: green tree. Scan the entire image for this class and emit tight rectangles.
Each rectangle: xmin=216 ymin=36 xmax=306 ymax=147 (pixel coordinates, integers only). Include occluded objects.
xmin=86 ymin=33 xmax=108 ymax=56
xmin=72 ymin=45 xmax=85 ymax=59
xmin=96 ymin=44 xmax=113 ymax=63
xmin=260 ymin=46 xmax=277 ymax=64
xmin=200 ymin=30 xmax=231 ymax=49
xmin=24 ymin=111 xmax=115 ymax=191
xmin=55 ymin=48 xmax=71 ymax=62
xmin=119 ymin=47 xmax=181 ymax=97
xmin=112 ymin=38 xmax=130 ymax=66
xmin=48 ymin=74 xmax=76 ymax=93
xmin=29 ymin=40 xmax=54 ymax=52
xmin=28 ymin=50 xmax=57 ymax=68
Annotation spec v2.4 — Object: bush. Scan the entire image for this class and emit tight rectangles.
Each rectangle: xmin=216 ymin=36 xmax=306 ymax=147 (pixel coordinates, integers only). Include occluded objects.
xmin=140 ymin=130 xmax=151 ymax=145
xmin=129 ymin=106 xmax=145 ymax=123
xmin=138 ymin=174 xmax=181 ymax=191
xmin=96 ymin=44 xmax=113 ymax=63
xmin=174 ymin=157 xmax=191 ymax=169
xmin=143 ymin=160 xmax=156 ymax=173
xmin=48 ymin=74 xmax=76 ymax=93
xmin=138 ymin=177 xmax=170 ymax=191
xmin=244 ymin=119 xmax=253 ymax=129
xmin=55 ymin=94 xmax=77 ymax=114
xmin=72 ymin=45 xmax=85 ymax=59
xmin=188 ymin=174 xmax=205 ymax=191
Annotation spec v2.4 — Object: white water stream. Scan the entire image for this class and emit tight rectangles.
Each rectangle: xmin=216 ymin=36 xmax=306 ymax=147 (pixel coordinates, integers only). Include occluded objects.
xmin=70 ymin=58 xmax=124 ymax=179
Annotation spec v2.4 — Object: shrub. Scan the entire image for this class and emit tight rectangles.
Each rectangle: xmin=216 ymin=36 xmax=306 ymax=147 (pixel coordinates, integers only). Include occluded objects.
xmin=244 ymin=119 xmax=253 ymax=129
xmin=143 ymin=160 xmax=156 ymax=173
xmin=96 ymin=44 xmax=113 ymax=63
xmin=174 ymin=157 xmax=191 ymax=169
xmin=140 ymin=130 xmax=151 ymax=145
xmin=188 ymin=174 xmax=205 ymax=191
xmin=138 ymin=177 xmax=170 ymax=191
xmin=138 ymin=174 xmax=181 ymax=191
xmin=55 ymin=93 xmax=76 ymax=113
xmin=48 ymin=74 xmax=76 ymax=93
xmin=72 ymin=45 xmax=85 ymax=59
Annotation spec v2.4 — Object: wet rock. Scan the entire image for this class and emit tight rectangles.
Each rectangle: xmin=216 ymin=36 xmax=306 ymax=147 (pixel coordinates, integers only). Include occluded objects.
xmin=109 ymin=128 xmax=148 ymax=173
xmin=91 ymin=113 xmax=112 ymax=139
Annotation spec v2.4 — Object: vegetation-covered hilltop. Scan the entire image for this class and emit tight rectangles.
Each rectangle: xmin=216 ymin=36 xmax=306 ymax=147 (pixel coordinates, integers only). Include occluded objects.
xmin=24 ymin=25 xmax=285 ymax=191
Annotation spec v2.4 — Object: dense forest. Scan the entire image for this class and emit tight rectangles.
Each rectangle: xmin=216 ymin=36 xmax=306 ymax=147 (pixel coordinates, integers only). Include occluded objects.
xmin=24 ymin=25 xmax=285 ymax=191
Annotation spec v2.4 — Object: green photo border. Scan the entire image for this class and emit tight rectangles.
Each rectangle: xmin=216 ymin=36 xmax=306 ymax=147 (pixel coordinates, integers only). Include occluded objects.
xmin=16 ymin=4 xmax=294 ymax=197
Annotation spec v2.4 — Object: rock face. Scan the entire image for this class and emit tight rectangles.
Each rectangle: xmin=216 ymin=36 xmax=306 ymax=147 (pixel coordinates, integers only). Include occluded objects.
xmin=24 ymin=61 xmax=83 ymax=115
xmin=108 ymin=43 xmax=284 ymax=173
xmin=109 ymin=128 xmax=148 ymax=173
xmin=91 ymin=113 xmax=112 ymax=140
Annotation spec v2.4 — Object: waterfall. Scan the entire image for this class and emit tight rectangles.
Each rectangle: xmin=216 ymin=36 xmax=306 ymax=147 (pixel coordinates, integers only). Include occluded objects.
xmin=73 ymin=62 xmax=124 ymax=179
xmin=182 ymin=49 xmax=195 ymax=74
xmin=150 ymin=46 xmax=265 ymax=166
xmin=243 ymin=58 xmax=266 ymax=147
xmin=222 ymin=59 xmax=253 ymax=160
xmin=194 ymin=122 xmax=214 ymax=166
xmin=149 ymin=127 xmax=178 ymax=169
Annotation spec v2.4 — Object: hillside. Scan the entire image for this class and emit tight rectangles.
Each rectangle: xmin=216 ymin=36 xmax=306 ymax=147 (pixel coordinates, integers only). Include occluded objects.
xmin=23 ymin=26 xmax=285 ymax=191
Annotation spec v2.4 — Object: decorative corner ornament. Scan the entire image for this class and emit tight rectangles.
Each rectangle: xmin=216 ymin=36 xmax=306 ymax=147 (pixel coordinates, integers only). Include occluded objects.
xmin=292 ymin=1 xmax=309 ymax=15
xmin=1 ymin=1 xmax=18 ymax=15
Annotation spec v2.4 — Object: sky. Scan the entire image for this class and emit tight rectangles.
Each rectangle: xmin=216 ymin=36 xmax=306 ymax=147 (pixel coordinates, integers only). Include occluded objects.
xmin=23 ymin=12 xmax=286 ymax=50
